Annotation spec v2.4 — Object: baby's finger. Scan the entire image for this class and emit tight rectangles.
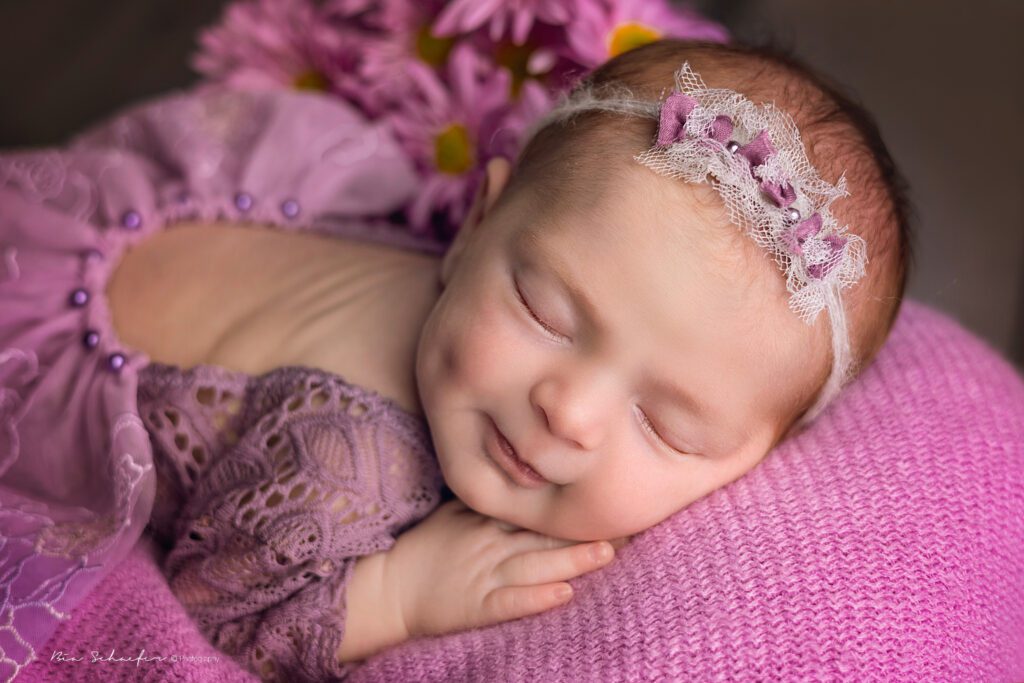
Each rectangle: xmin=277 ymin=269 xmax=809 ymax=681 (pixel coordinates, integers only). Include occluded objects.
xmin=480 ymin=582 xmax=574 ymax=625
xmin=497 ymin=541 xmax=613 ymax=586
xmin=495 ymin=528 xmax=581 ymax=554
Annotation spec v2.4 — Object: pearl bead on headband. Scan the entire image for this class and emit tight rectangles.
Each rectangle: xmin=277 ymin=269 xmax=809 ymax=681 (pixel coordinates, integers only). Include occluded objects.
xmin=523 ymin=62 xmax=868 ymax=426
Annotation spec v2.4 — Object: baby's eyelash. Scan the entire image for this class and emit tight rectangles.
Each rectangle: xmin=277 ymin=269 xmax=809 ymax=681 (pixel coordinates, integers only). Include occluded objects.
xmin=637 ymin=407 xmax=684 ymax=454
xmin=514 ymin=281 xmax=566 ymax=341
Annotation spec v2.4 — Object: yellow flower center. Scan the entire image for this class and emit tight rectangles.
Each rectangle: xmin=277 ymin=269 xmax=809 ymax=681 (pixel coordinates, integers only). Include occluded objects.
xmin=434 ymin=124 xmax=475 ymax=174
xmin=293 ymin=69 xmax=329 ymax=91
xmin=607 ymin=22 xmax=662 ymax=58
xmin=494 ymin=41 xmax=535 ymax=99
xmin=415 ymin=25 xmax=456 ymax=67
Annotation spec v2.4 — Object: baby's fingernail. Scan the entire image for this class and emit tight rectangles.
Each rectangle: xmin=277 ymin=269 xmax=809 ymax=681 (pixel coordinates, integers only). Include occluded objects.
xmin=591 ymin=542 xmax=611 ymax=562
xmin=555 ymin=585 xmax=573 ymax=600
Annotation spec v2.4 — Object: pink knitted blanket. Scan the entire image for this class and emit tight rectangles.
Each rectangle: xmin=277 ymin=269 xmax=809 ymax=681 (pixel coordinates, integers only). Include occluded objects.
xmin=22 ymin=300 xmax=1024 ymax=681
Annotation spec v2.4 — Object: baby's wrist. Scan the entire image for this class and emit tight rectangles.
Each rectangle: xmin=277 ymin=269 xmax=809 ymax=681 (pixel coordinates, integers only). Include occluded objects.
xmin=380 ymin=546 xmax=417 ymax=640
xmin=338 ymin=551 xmax=410 ymax=663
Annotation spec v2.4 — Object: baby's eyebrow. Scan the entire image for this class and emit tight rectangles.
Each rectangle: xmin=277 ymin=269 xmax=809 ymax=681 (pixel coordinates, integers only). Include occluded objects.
xmin=647 ymin=374 xmax=713 ymax=422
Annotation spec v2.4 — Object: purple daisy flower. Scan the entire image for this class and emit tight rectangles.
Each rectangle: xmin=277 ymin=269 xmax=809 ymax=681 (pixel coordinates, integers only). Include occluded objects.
xmin=565 ymin=0 xmax=729 ymax=68
xmin=385 ymin=43 xmax=516 ymax=237
xmin=432 ymin=0 xmax=575 ymax=46
xmin=192 ymin=0 xmax=367 ymax=99
xmin=458 ymin=20 xmax=568 ymax=101
xmin=353 ymin=0 xmax=454 ymax=116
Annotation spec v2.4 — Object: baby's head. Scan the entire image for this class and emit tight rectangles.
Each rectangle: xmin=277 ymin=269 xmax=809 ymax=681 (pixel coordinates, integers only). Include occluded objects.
xmin=415 ymin=39 xmax=911 ymax=542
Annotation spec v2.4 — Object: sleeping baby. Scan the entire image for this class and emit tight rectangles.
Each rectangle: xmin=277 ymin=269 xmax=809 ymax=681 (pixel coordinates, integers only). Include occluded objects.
xmin=148 ymin=39 xmax=910 ymax=680
xmin=0 ymin=38 xmax=910 ymax=682
xmin=367 ymin=37 xmax=908 ymax=669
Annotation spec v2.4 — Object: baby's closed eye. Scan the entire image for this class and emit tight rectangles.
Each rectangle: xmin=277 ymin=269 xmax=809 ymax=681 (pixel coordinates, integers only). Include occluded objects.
xmin=513 ymin=277 xmax=568 ymax=342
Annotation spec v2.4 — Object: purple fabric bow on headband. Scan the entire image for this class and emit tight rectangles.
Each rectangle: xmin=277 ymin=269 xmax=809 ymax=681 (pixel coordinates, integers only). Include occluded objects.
xmin=655 ymin=91 xmax=846 ymax=280
xmin=623 ymin=60 xmax=867 ymax=424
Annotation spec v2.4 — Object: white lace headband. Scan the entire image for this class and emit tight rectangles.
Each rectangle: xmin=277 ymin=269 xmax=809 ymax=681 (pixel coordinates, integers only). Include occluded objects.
xmin=525 ymin=62 xmax=868 ymax=426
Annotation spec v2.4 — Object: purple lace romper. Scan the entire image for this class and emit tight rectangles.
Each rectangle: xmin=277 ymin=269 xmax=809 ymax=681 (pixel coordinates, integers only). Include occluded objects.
xmin=0 ymin=84 xmax=449 ymax=681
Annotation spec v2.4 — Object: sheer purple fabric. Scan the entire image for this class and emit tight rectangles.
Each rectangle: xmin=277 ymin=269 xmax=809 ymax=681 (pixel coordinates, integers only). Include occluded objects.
xmin=0 ymin=84 xmax=447 ymax=680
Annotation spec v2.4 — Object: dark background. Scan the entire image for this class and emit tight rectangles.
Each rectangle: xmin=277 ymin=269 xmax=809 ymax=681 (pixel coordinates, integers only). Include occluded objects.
xmin=1 ymin=0 xmax=1021 ymax=369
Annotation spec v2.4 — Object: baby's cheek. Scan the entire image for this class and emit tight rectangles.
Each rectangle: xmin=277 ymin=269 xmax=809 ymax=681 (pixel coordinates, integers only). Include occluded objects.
xmin=555 ymin=477 xmax=645 ymax=540
xmin=448 ymin=298 xmax=520 ymax=391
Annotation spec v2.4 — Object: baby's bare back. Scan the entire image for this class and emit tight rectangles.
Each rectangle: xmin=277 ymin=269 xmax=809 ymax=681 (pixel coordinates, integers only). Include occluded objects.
xmin=106 ymin=219 xmax=439 ymax=415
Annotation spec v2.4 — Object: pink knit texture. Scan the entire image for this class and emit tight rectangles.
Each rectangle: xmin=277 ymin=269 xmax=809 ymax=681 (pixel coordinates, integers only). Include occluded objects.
xmin=21 ymin=537 xmax=257 ymax=682
xmin=22 ymin=300 xmax=1024 ymax=681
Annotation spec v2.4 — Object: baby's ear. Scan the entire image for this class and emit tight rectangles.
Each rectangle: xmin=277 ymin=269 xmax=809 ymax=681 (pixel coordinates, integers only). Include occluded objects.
xmin=463 ymin=156 xmax=511 ymax=232
xmin=481 ymin=156 xmax=512 ymax=214
xmin=441 ymin=157 xmax=513 ymax=286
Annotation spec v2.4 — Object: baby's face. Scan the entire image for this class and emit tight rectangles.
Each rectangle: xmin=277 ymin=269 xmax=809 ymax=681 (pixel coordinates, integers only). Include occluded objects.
xmin=415 ymin=160 xmax=826 ymax=541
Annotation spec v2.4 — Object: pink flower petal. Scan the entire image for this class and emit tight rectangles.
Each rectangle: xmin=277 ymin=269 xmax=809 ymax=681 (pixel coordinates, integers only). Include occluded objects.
xmin=511 ymin=8 xmax=535 ymax=45
xmin=433 ymin=0 xmax=503 ymax=37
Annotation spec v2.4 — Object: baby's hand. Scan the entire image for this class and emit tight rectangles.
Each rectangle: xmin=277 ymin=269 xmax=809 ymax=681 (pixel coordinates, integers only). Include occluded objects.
xmin=384 ymin=499 xmax=623 ymax=640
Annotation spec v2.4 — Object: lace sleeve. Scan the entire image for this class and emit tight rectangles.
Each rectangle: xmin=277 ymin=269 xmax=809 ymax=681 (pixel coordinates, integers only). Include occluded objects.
xmin=156 ymin=369 xmax=442 ymax=682
xmin=166 ymin=520 xmax=358 ymax=682
xmin=138 ymin=368 xmax=251 ymax=548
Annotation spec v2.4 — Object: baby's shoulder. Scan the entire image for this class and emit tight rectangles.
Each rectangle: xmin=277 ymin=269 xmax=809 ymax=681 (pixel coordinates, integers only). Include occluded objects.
xmin=203 ymin=224 xmax=441 ymax=416
xmin=110 ymin=218 xmax=441 ymax=416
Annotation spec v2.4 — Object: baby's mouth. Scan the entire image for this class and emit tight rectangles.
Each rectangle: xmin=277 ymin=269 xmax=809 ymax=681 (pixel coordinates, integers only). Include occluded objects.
xmin=490 ymin=418 xmax=549 ymax=486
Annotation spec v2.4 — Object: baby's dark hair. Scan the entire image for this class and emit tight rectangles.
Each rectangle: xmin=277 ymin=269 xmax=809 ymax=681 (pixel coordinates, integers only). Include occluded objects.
xmin=497 ymin=39 xmax=914 ymax=421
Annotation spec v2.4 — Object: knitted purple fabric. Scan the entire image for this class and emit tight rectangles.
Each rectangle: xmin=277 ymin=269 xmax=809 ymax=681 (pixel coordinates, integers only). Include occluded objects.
xmin=139 ymin=364 xmax=443 ymax=681
xmin=24 ymin=537 xmax=258 ymax=683
xmin=5 ymin=85 xmax=1024 ymax=681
